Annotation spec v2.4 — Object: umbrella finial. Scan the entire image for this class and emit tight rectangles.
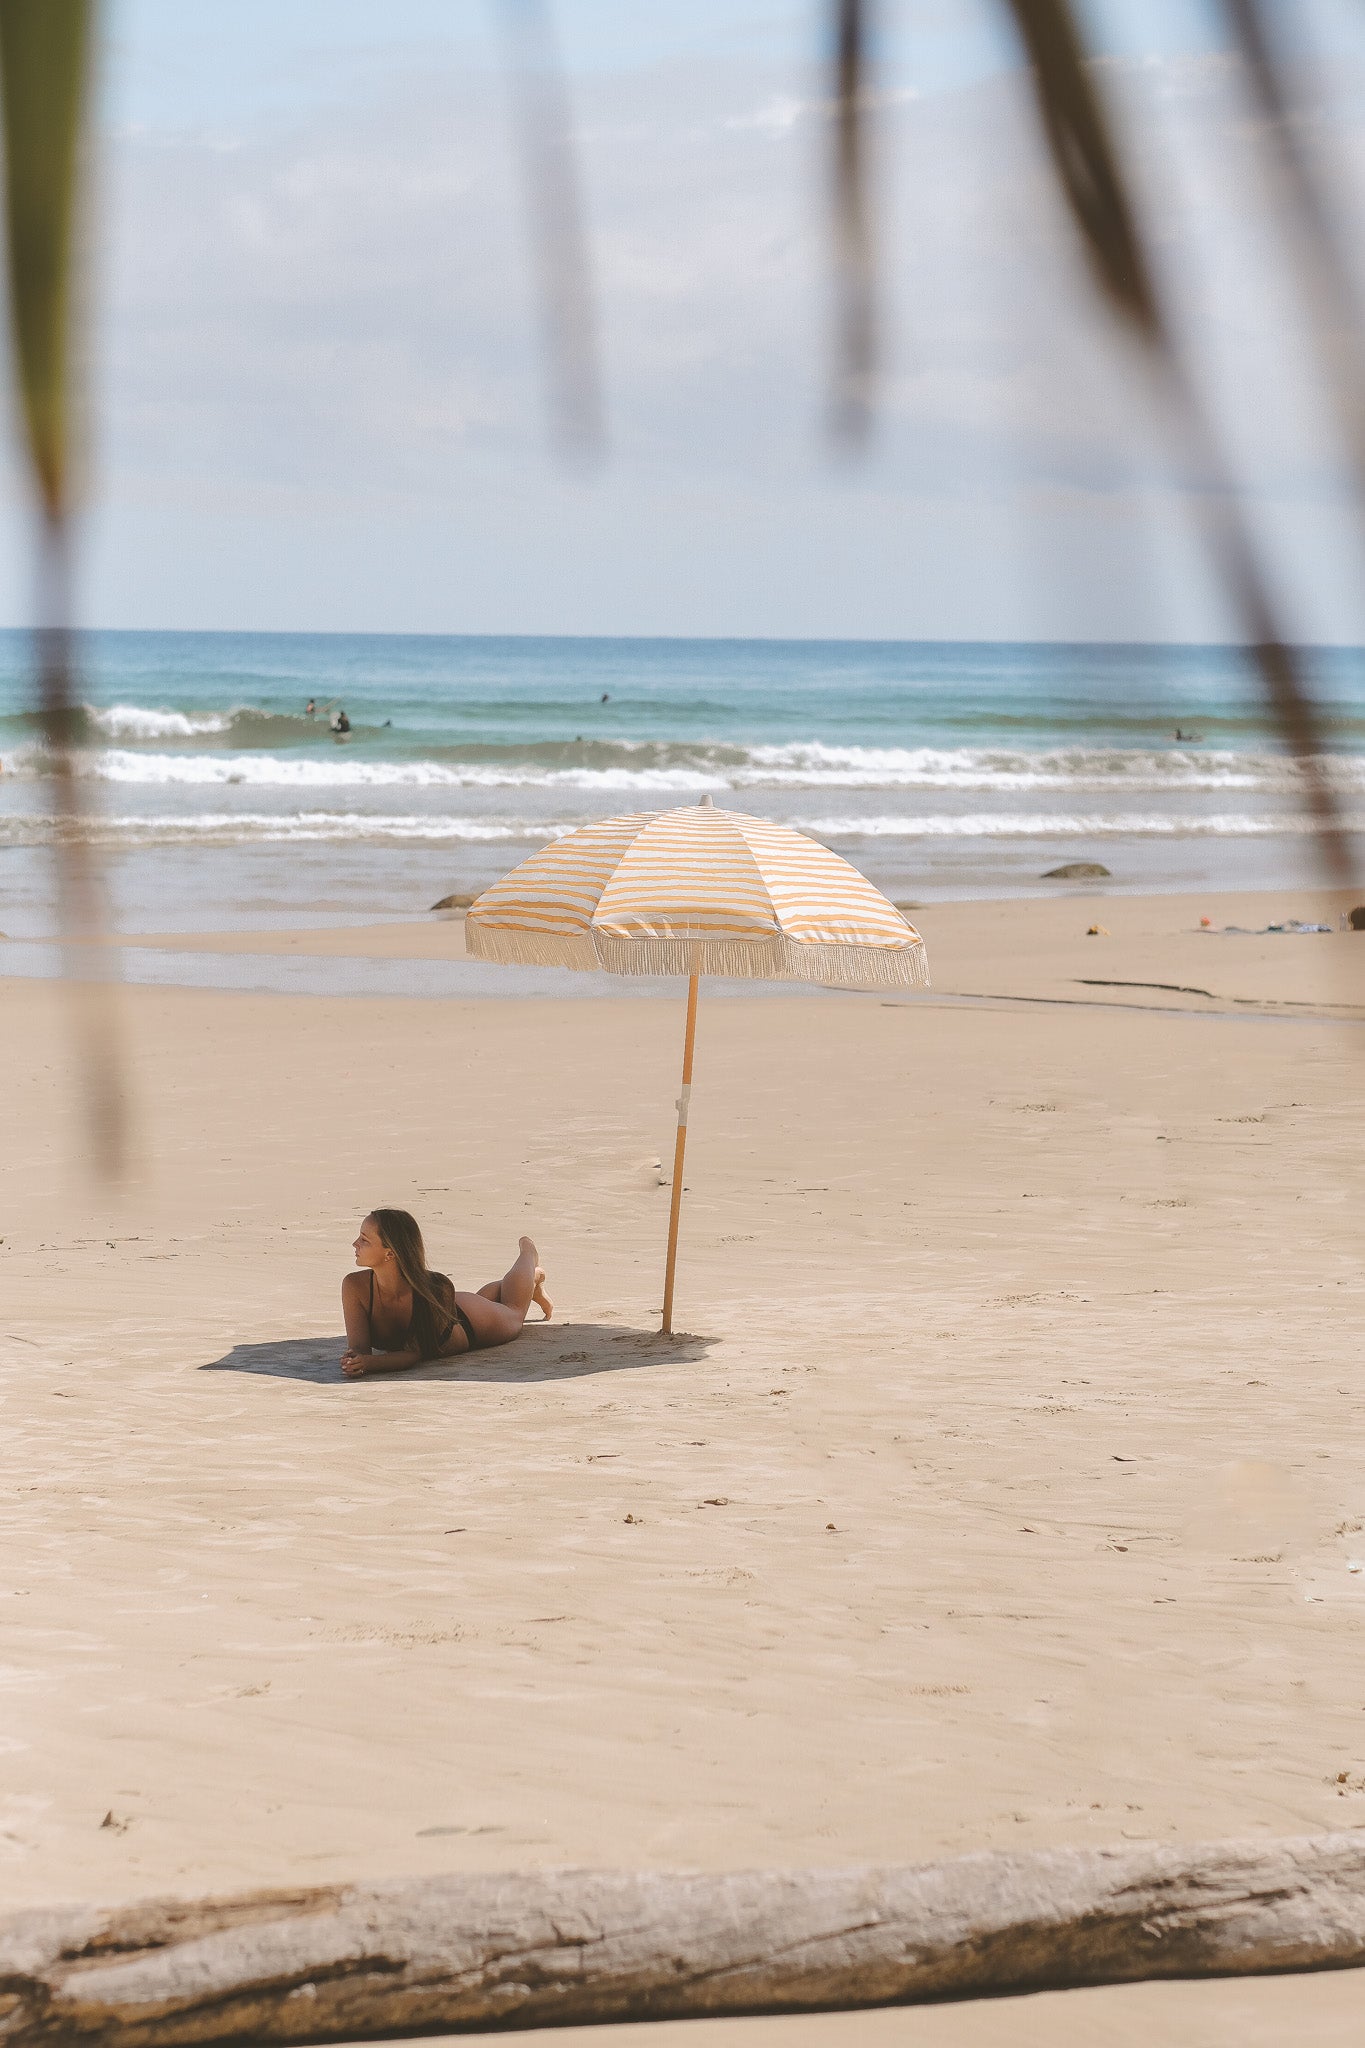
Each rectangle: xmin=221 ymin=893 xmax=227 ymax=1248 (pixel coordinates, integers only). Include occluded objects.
xmin=698 ymin=792 xmax=714 ymax=807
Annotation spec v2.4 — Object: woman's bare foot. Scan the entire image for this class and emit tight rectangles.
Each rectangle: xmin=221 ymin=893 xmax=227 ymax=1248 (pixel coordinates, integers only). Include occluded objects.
xmin=532 ymin=1267 xmax=554 ymax=1322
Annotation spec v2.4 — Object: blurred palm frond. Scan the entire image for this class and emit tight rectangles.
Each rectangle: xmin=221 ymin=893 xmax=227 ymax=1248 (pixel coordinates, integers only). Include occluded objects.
xmin=1000 ymin=0 xmax=1158 ymax=336
xmin=497 ymin=0 xmax=604 ymax=461
xmin=829 ymin=0 xmax=877 ymax=443
xmin=1000 ymin=0 xmax=1353 ymax=881
xmin=0 ymin=0 xmax=125 ymax=1174
xmin=1222 ymin=1 xmax=1365 ymax=508
xmin=0 ymin=0 xmax=87 ymax=517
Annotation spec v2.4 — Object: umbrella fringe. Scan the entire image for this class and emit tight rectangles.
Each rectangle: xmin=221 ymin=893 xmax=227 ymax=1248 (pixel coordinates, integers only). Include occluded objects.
xmin=468 ymin=919 xmax=929 ymax=989
xmin=465 ymin=923 xmax=599 ymax=970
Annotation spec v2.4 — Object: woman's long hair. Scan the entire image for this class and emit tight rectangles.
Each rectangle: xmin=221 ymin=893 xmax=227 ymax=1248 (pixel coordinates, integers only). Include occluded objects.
xmin=369 ymin=1208 xmax=453 ymax=1360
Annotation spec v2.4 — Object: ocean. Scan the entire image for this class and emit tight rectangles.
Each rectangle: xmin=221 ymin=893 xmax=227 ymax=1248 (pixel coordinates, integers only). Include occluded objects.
xmin=2 ymin=630 xmax=1364 ymax=940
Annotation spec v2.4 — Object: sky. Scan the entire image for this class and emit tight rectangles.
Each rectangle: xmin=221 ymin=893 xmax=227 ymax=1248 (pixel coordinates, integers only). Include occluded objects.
xmin=2 ymin=0 xmax=1365 ymax=641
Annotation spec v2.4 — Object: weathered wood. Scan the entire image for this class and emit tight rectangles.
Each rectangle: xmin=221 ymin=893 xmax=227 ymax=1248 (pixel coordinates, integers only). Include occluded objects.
xmin=3 ymin=1836 xmax=1365 ymax=2046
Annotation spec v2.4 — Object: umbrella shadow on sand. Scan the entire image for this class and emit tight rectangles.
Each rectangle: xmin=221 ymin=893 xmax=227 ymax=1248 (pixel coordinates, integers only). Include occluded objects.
xmin=200 ymin=1324 xmax=713 ymax=1387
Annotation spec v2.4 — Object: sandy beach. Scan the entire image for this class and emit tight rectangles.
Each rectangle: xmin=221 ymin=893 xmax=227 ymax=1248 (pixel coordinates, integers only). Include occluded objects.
xmin=3 ymin=888 xmax=1363 ymax=2044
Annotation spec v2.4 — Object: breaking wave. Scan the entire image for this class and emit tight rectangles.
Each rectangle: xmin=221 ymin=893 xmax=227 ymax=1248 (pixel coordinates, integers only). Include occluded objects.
xmin=797 ymin=811 xmax=1365 ymax=838
xmin=4 ymin=808 xmax=1364 ymax=850
xmin=4 ymin=734 xmax=1365 ymax=793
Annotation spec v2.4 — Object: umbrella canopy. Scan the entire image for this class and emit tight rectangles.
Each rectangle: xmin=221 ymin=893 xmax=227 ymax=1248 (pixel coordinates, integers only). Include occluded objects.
xmin=465 ymin=799 xmax=929 ymax=1331
xmin=465 ymin=800 xmax=928 ymax=988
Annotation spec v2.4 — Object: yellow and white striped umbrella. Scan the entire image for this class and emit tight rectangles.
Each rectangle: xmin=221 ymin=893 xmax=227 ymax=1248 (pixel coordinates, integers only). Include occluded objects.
xmin=466 ymin=798 xmax=929 ymax=1332
xmin=466 ymin=799 xmax=928 ymax=989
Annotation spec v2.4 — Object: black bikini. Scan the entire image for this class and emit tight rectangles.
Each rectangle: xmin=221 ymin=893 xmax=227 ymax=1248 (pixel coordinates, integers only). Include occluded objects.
xmin=368 ymin=1268 xmax=477 ymax=1355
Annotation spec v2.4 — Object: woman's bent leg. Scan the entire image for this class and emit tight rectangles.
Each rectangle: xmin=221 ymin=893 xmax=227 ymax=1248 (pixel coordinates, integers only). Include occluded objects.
xmin=475 ymin=1247 xmax=552 ymax=1318
xmin=448 ymin=1239 xmax=545 ymax=1351
xmin=497 ymin=1236 xmax=539 ymax=1319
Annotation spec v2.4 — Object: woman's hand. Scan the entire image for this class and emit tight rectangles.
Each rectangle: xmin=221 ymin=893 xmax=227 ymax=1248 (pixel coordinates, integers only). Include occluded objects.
xmin=341 ymin=1347 xmax=421 ymax=1377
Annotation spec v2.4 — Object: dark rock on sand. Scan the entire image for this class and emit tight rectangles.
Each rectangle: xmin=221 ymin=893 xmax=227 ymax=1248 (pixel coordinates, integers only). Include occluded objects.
xmin=1349 ymin=905 xmax=1365 ymax=930
xmin=430 ymin=892 xmax=475 ymax=911
xmin=1043 ymin=862 xmax=1111 ymax=880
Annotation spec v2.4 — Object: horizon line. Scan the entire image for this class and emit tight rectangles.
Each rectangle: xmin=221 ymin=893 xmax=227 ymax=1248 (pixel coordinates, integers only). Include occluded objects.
xmin=3 ymin=626 xmax=1365 ymax=654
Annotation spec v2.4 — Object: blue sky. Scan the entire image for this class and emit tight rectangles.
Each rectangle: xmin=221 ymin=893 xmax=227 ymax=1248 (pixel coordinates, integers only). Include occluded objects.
xmin=1 ymin=0 xmax=1363 ymax=639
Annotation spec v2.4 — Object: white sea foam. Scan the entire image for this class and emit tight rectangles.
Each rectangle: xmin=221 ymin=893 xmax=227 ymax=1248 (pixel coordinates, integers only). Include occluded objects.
xmin=86 ymin=703 xmax=237 ymax=739
xmin=797 ymin=811 xmax=1365 ymax=838
xmin=5 ymin=739 xmax=1364 ymax=793
xmin=0 ymin=811 xmax=563 ymax=846
xmin=4 ymin=807 xmax=1364 ymax=849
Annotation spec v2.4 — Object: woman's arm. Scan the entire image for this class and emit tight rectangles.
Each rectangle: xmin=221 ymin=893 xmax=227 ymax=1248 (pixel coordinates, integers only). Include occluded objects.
xmin=341 ymin=1345 xmax=422 ymax=1377
xmin=340 ymin=1271 xmax=372 ymax=1358
xmin=339 ymin=1272 xmax=428 ymax=1377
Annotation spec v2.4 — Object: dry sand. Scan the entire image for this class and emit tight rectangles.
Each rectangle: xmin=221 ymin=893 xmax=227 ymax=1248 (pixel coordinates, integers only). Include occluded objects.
xmin=2 ymin=889 xmax=1364 ymax=2044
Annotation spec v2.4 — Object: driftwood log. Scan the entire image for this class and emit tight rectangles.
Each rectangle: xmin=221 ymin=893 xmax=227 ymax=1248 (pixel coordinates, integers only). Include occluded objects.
xmin=3 ymin=1835 xmax=1365 ymax=2046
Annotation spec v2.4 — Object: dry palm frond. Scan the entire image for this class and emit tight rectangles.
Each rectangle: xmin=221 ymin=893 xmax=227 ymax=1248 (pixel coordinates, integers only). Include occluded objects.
xmin=1002 ymin=0 xmax=1354 ymax=883
xmin=497 ymin=0 xmax=604 ymax=460
xmin=829 ymin=0 xmax=877 ymax=443
xmin=0 ymin=0 xmax=125 ymax=1173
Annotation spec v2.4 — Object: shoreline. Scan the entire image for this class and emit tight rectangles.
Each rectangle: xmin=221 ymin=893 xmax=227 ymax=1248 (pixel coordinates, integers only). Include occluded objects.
xmin=3 ymin=887 xmax=1362 ymax=1017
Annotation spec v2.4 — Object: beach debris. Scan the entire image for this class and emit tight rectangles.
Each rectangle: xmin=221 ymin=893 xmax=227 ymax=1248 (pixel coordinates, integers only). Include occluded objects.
xmin=1203 ymin=920 xmax=1332 ymax=935
xmin=1043 ymin=861 xmax=1110 ymax=879
xmin=429 ymin=893 xmax=475 ymax=911
xmin=1085 ymin=924 xmax=1110 ymax=936
xmin=7 ymin=1836 xmax=1365 ymax=2039
xmin=701 ymin=1497 xmax=729 ymax=1507
xmin=1078 ymin=978 xmax=1216 ymax=998
xmin=1200 ymin=915 xmax=1212 ymax=927
xmin=98 ymin=1810 xmax=129 ymax=1833
xmin=1349 ymin=906 xmax=1365 ymax=930
xmin=623 ymin=1514 xmax=639 ymax=1524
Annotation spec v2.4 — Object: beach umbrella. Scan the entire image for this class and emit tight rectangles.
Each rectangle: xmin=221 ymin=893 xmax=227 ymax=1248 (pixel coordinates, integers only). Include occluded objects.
xmin=466 ymin=796 xmax=929 ymax=1332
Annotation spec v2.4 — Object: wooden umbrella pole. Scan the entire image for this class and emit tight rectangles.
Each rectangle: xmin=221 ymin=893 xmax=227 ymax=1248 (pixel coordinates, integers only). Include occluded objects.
xmin=661 ymin=969 xmax=700 ymax=1334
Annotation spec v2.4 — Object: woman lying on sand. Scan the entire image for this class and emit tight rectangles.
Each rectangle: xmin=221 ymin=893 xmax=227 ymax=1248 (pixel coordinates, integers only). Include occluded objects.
xmin=340 ymin=1208 xmax=552 ymax=1378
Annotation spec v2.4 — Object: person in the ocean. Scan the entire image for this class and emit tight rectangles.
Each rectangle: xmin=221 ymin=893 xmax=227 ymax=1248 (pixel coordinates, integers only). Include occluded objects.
xmin=340 ymin=1209 xmax=552 ymax=1377
xmin=305 ymin=698 xmax=317 ymax=717
xmin=330 ymin=708 xmax=351 ymax=736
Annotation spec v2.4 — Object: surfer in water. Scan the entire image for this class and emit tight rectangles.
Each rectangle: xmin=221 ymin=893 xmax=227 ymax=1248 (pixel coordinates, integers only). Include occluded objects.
xmin=340 ymin=1210 xmax=552 ymax=1377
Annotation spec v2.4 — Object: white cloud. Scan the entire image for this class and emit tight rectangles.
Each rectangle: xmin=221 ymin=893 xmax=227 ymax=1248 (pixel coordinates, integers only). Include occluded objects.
xmin=0 ymin=10 xmax=1359 ymax=639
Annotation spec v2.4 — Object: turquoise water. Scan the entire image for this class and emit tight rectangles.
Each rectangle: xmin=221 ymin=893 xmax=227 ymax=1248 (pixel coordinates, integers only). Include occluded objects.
xmin=2 ymin=631 xmax=1363 ymax=933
